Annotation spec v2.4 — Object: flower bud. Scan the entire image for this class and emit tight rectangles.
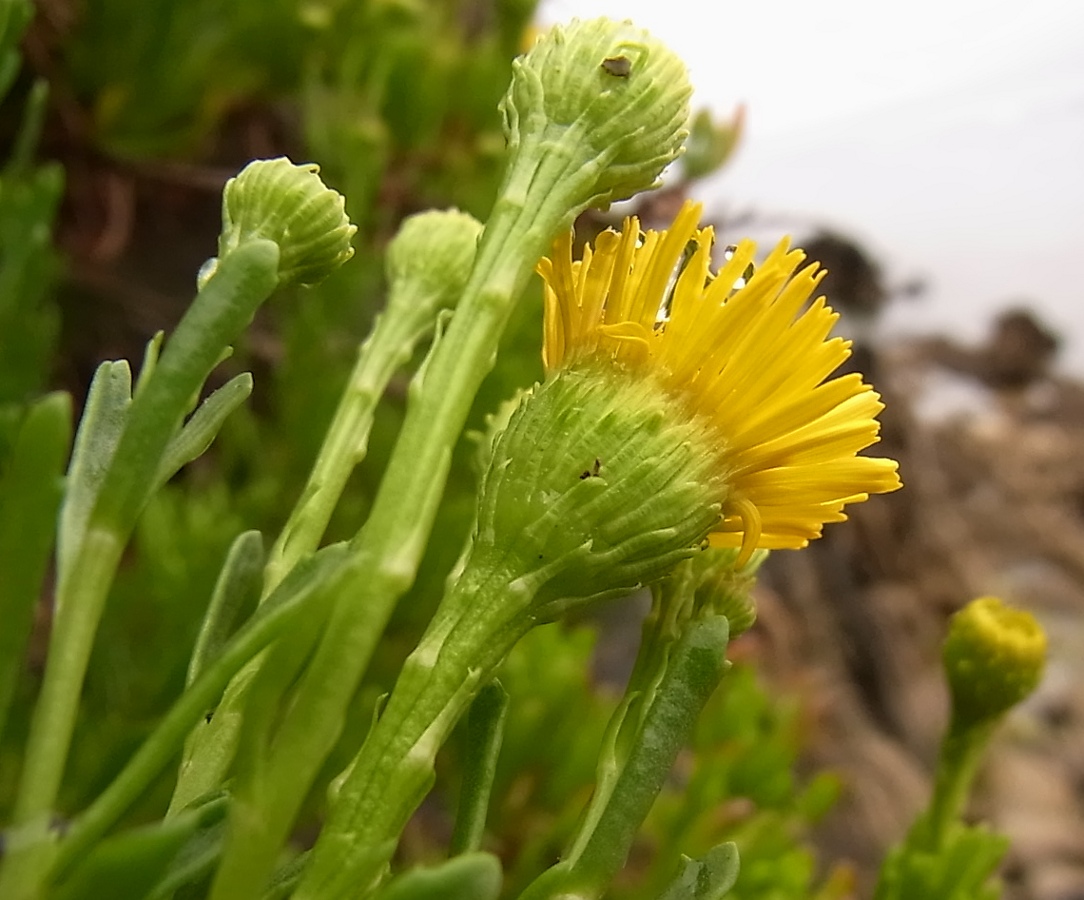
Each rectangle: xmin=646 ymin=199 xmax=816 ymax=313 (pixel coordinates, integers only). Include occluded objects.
xmin=501 ymin=17 xmax=692 ymax=209
xmin=385 ymin=209 xmax=482 ymax=313
xmin=216 ymin=157 xmax=356 ymax=287
xmin=682 ymin=106 xmax=745 ymax=181
xmin=943 ymin=596 xmax=1046 ymax=726
xmin=690 ymin=547 xmax=762 ymax=637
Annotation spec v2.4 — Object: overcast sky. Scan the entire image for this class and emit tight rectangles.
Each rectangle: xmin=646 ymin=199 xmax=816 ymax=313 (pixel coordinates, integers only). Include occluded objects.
xmin=540 ymin=0 xmax=1084 ymax=373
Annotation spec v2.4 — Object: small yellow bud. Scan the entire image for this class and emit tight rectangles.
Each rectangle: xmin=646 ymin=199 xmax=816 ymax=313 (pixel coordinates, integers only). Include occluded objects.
xmin=943 ymin=596 xmax=1046 ymax=726
xmin=217 ymin=157 xmax=356 ymax=286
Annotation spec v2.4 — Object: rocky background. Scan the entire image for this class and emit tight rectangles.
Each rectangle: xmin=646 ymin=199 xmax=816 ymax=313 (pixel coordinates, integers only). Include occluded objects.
xmin=745 ymin=246 xmax=1084 ymax=900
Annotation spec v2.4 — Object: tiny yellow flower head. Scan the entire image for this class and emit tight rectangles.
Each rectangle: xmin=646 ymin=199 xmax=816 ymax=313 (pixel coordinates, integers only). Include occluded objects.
xmin=943 ymin=596 xmax=1047 ymax=726
xmin=538 ymin=200 xmax=902 ymax=566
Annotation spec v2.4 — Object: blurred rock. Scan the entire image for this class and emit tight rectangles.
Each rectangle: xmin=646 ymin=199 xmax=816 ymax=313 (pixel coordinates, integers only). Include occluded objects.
xmin=921 ymin=307 xmax=1061 ymax=390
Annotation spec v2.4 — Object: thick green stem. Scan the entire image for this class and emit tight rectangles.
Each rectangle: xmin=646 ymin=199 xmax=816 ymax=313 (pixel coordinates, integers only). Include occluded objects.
xmin=169 ymin=283 xmax=450 ymax=810
xmin=289 ymin=553 xmax=530 ymax=900
xmin=918 ymin=717 xmax=995 ymax=853
xmin=262 ymin=302 xmax=441 ymax=594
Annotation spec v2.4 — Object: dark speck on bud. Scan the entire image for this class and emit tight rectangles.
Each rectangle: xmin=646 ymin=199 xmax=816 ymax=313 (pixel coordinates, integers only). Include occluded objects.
xmin=214 ymin=157 xmax=356 ymax=287
xmin=601 ymin=56 xmax=631 ymax=77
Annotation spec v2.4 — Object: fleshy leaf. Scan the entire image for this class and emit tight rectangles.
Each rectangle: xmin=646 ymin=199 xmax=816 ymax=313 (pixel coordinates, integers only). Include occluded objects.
xmin=658 ymin=843 xmax=740 ymax=900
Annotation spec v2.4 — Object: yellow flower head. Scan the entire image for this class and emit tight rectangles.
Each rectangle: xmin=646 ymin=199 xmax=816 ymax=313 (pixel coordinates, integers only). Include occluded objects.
xmin=537 ymin=200 xmax=902 ymax=566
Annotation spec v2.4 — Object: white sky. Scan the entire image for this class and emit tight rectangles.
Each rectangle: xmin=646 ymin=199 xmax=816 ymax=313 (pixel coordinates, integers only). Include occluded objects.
xmin=540 ymin=0 xmax=1084 ymax=372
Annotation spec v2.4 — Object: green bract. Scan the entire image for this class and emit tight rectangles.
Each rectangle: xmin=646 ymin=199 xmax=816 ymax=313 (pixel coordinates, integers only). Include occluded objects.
xmin=475 ymin=365 xmax=728 ymax=617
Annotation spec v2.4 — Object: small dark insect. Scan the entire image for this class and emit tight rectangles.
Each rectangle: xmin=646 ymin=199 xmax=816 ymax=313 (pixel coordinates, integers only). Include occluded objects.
xmin=205 ymin=711 xmax=214 ymax=723
xmin=579 ymin=458 xmax=602 ymax=479
xmin=601 ymin=56 xmax=631 ymax=77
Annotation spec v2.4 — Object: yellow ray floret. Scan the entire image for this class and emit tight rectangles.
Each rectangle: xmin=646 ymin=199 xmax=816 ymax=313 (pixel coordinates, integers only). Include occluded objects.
xmin=537 ymin=200 xmax=902 ymax=566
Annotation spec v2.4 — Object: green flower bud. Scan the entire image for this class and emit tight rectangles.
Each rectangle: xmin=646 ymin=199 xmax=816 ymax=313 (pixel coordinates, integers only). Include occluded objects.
xmin=690 ymin=546 xmax=762 ymax=637
xmin=215 ymin=157 xmax=356 ymax=287
xmin=682 ymin=105 xmax=745 ymax=181
xmin=385 ymin=208 xmax=482 ymax=312
xmin=474 ymin=364 xmax=729 ymax=618
xmin=501 ymin=17 xmax=692 ymax=210
xmin=943 ymin=596 xmax=1046 ymax=726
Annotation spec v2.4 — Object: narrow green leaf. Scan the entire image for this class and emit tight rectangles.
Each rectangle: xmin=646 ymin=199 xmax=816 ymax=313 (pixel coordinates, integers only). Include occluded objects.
xmin=146 ymin=798 xmax=229 ymax=900
xmin=375 ymin=853 xmax=502 ymax=900
xmin=0 ymin=391 xmax=70 ymax=741
xmin=133 ymin=331 xmax=165 ymax=400
xmin=89 ymin=239 xmax=278 ymax=532
xmin=520 ymin=615 xmax=731 ymax=900
xmin=155 ymin=372 xmax=254 ymax=491
xmin=185 ymin=529 xmax=264 ymax=688
xmin=450 ymin=680 xmax=509 ymax=855
xmin=55 ymin=360 xmax=132 ymax=589
xmin=51 ymin=797 xmax=227 ymax=900
xmin=658 ymin=843 xmax=740 ymax=900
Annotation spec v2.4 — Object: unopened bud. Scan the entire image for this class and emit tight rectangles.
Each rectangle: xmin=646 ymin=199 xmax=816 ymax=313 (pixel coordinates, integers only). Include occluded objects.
xmin=216 ymin=157 xmax=356 ymax=287
xmin=501 ymin=17 xmax=692 ymax=209
xmin=943 ymin=596 xmax=1046 ymax=726
xmin=385 ymin=209 xmax=482 ymax=312
xmin=691 ymin=547 xmax=762 ymax=637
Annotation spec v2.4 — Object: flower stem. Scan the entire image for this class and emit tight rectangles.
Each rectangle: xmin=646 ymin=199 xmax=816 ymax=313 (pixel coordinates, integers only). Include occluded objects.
xmin=261 ymin=286 xmax=454 ymax=595
xmin=916 ymin=717 xmax=995 ymax=853
xmin=290 ymin=553 xmax=530 ymax=900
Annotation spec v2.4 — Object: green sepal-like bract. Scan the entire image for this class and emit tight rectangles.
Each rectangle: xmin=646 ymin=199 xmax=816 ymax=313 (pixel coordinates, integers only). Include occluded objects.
xmin=658 ymin=842 xmax=741 ymax=900
xmin=475 ymin=365 xmax=728 ymax=618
